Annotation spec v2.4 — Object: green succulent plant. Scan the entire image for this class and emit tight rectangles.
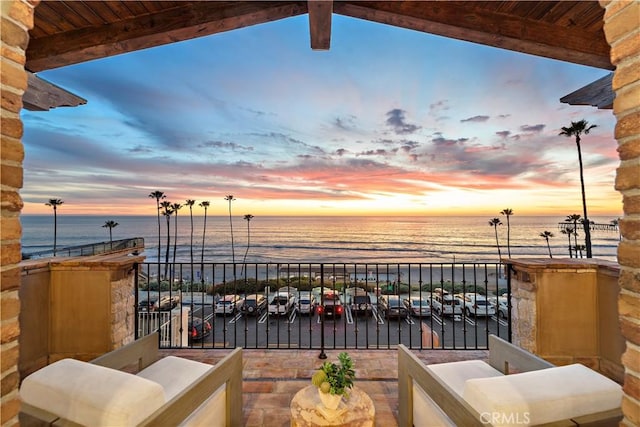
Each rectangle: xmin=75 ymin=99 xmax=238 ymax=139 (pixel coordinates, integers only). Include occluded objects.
xmin=311 ymin=352 xmax=355 ymax=396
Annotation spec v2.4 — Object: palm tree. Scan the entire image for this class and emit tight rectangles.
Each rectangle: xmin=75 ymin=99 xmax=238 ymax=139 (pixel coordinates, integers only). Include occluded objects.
xmin=225 ymin=195 xmax=236 ymax=264
xmin=560 ymin=119 xmax=597 ymax=258
xmin=500 ymin=208 xmax=513 ymax=258
xmin=611 ymin=218 xmax=622 ymax=241
xmin=45 ymin=199 xmax=64 ymax=255
xmin=170 ymin=202 xmax=182 ymax=266
xmin=575 ymin=244 xmax=586 ymax=258
xmin=565 ymin=214 xmax=581 ymax=254
xmin=148 ymin=191 xmax=165 ymax=282
xmin=102 ymin=220 xmax=119 ymax=249
xmin=488 ymin=218 xmax=503 ymax=259
xmin=539 ymin=231 xmax=554 ymax=258
xmin=198 ymin=201 xmax=210 ymax=281
xmin=560 ymin=227 xmax=574 ymax=258
xmin=160 ymin=200 xmax=173 ymax=279
xmin=241 ymin=214 xmax=254 ymax=276
xmin=185 ymin=199 xmax=196 ymax=285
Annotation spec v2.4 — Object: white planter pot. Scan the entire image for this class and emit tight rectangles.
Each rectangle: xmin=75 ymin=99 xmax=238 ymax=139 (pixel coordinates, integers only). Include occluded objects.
xmin=318 ymin=390 xmax=343 ymax=410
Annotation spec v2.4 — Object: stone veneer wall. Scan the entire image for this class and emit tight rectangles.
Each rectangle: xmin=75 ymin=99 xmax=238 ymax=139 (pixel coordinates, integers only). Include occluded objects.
xmin=0 ymin=1 xmax=638 ymax=426
xmin=600 ymin=1 xmax=640 ymax=425
xmin=1 ymin=1 xmax=36 ymax=425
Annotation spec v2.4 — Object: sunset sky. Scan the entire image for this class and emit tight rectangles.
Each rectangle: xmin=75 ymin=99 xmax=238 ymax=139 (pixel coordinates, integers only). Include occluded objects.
xmin=21 ymin=14 xmax=621 ymax=217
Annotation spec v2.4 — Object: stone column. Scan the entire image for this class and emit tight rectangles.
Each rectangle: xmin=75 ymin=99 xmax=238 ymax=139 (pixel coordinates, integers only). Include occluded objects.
xmin=1 ymin=1 xmax=36 ymax=425
xmin=600 ymin=1 xmax=640 ymax=425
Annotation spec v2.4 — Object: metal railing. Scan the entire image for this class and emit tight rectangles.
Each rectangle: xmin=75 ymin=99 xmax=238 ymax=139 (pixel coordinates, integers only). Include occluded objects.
xmin=22 ymin=237 xmax=144 ymax=259
xmin=135 ymin=262 xmax=511 ymax=351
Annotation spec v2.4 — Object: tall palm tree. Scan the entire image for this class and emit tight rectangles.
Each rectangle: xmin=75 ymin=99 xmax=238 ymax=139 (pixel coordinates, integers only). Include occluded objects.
xmin=198 ymin=201 xmax=210 ymax=281
xmin=185 ymin=199 xmax=196 ymax=285
xmin=102 ymin=220 xmax=119 ymax=248
xmin=560 ymin=227 xmax=574 ymax=258
xmin=160 ymin=200 xmax=173 ymax=279
xmin=241 ymin=214 xmax=254 ymax=276
xmin=539 ymin=231 xmax=554 ymax=258
xmin=565 ymin=214 xmax=581 ymax=254
xmin=148 ymin=190 xmax=165 ymax=282
xmin=488 ymin=218 xmax=503 ymax=259
xmin=500 ymin=208 xmax=513 ymax=258
xmin=170 ymin=202 xmax=182 ymax=266
xmin=45 ymin=199 xmax=64 ymax=255
xmin=560 ymin=119 xmax=597 ymax=258
xmin=225 ymin=195 xmax=236 ymax=263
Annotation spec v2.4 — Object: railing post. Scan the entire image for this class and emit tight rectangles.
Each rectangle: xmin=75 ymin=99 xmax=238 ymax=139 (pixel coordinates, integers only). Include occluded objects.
xmin=507 ymin=263 xmax=513 ymax=342
xmin=134 ymin=262 xmax=139 ymax=339
xmin=319 ymin=264 xmax=326 ymax=359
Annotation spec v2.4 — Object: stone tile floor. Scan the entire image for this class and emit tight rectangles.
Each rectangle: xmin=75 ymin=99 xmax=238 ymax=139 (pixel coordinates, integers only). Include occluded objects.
xmin=162 ymin=347 xmax=488 ymax=426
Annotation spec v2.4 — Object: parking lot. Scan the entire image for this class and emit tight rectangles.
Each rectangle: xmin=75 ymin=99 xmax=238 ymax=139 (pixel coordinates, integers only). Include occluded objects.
xmin=178 ymin=291 xmax=509 ymax=350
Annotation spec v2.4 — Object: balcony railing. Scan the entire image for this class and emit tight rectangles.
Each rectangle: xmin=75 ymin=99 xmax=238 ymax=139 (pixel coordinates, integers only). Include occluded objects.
xmin=135 ymin=262 xmax=511 ymax=351
xmin=22 ymin=237 xmax=143 ymax=259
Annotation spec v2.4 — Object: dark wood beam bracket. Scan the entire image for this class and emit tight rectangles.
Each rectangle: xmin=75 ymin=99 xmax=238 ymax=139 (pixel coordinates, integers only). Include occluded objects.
xmin=23 ymin=72 xmax=87 ymax=111
xmin=308 ymin=1 xmax=333 ymax=50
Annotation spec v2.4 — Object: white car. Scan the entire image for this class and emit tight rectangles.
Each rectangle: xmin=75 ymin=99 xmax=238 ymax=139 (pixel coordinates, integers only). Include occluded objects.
xmin=215 ymin=294 xmax=243 ymax=316
xmin=297 ymin=292 xmax=317 ymax=315
xmin=463 ymin=294 xmax=495 ymax=317
xmin=268 ymin=292 xmax=296 ymax=315
xmin=430 ymin=294 xmax=462 ymax=316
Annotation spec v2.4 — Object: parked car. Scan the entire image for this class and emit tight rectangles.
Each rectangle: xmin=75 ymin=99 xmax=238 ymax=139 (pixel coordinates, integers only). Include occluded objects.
xmin=378 ymin=295 xmax=408 ymax=319
xmin=494 ymin=297 xmax=509 ymax=318
xmin=349 ymin=290 xmax=373 ymax=317
xmin=241 ymin=294 xmax=267 ymax=316
xmin=138 ymin=299 xmax=158 ymax=312
xmin=268 ymin=292 xmax=296 ymax=316
xmin=297 ymin=292 xmax=317 ymax=315
xmin=430 ymin=294 xmax=462 ymax=316
xmin=403 ymin=296 xmax=431 ymax=317
xmin=187 ymin=316 xmax=211 ymax=342
xmin=159 ymin=295 xmax=180 ymax=311
xmin=215 ymin=294 xmax=244 ymax=316
xmin=317 ymin=291 xmax=343 ymax=319
xmin=463 ymin=294 xmax=495 ymax=317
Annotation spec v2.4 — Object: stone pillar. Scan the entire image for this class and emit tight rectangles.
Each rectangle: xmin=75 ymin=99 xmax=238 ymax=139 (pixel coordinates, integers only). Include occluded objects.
xmin=1 ymin=1 xmax=36 ymax=425
xmin=600 ymin=1 xmax=640 ymax=425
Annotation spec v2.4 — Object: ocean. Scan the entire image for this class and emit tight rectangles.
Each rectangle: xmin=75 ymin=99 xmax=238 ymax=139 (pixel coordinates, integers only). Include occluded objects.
xmin=20 ymin=215 xmax=620 ymax=264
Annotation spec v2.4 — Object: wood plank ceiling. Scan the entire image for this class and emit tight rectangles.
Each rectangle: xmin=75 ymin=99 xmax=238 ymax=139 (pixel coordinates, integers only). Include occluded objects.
xmin=27 ymin=1 xmax=612 ymax=73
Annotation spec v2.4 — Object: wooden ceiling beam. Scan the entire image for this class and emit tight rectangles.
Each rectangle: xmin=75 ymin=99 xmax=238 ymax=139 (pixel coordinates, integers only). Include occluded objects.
xmin=333 ymin=1 xmax=612 ymax=70
xmin=26 ymin=1 xmax=308 ymax=72
xmin=308 ymin=1 xmax=333 ymax=50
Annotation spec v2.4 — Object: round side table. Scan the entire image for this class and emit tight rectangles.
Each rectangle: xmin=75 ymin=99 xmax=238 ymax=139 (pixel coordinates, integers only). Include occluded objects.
xmin=290 ymin=385 xmax=375 ymax=427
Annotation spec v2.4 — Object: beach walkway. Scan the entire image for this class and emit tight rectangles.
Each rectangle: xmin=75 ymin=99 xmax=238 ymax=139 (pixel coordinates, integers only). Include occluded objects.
xmin=161 ymin=347 xmax=488 ymax=426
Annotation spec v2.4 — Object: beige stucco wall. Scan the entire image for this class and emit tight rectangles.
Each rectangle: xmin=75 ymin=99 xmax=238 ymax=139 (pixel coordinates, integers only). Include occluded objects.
xmin=509 ymin=258 xmax=625 ymax=383
xmin=18 ymin=253 xmax=142 ymax=380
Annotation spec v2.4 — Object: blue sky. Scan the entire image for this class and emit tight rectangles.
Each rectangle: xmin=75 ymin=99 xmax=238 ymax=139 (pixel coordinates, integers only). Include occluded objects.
xmin=22 ymin=14 xmax=620 ymax=217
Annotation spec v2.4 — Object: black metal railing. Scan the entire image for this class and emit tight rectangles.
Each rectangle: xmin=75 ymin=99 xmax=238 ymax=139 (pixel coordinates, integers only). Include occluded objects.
xmin=22 ymin=237 xmax=144 ymax=259
xmin=135 ymin=262 xmax=511 ymax=351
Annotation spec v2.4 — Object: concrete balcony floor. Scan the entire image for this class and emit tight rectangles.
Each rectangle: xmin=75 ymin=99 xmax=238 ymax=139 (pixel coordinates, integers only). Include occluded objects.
xmin=161 ymin=347 xmax=489 ymax=426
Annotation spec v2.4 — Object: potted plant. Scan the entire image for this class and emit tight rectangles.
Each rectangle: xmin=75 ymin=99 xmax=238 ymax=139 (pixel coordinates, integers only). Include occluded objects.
xmin=311 ymin=352 xmax=355 ymax=410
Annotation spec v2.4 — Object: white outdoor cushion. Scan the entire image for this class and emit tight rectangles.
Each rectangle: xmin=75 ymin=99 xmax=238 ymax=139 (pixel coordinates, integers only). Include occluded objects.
xmin=20 ymin=358 xmax=165 ymax=426
xmin=425 ymin=360 xmax=504 ymax=397
xmin=137 ymin=355 xmax=214 ymax=401
xmin=463 ymin=363 xmax=623 ymax=426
